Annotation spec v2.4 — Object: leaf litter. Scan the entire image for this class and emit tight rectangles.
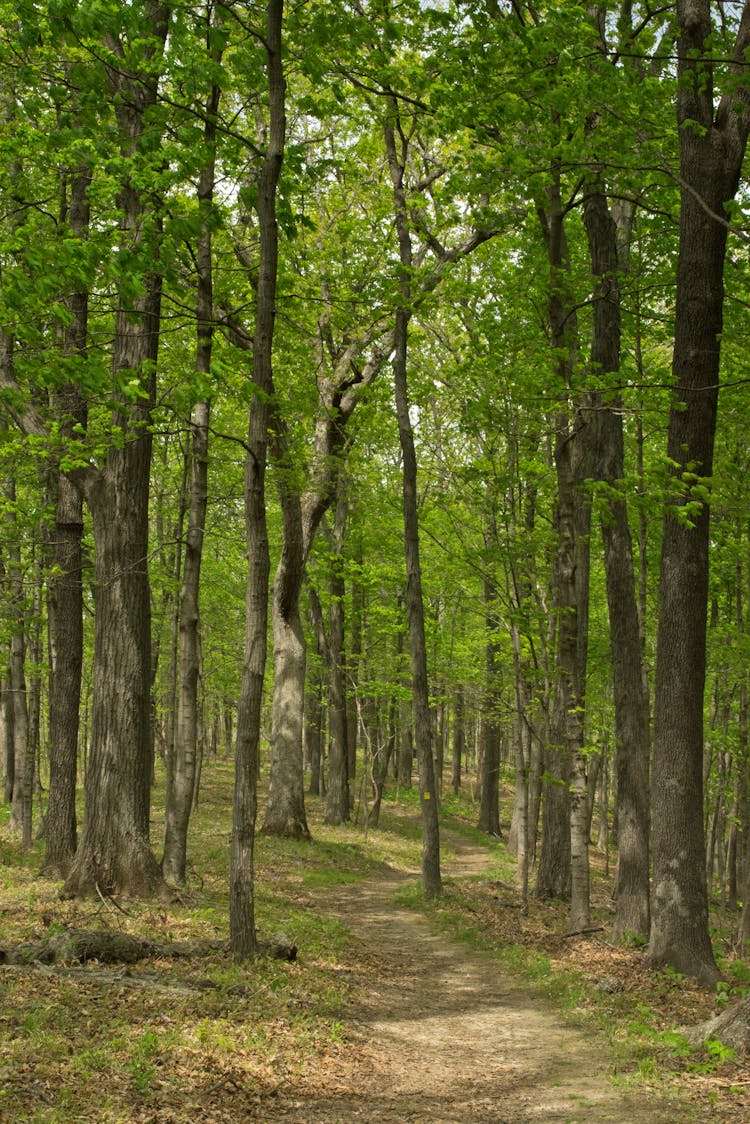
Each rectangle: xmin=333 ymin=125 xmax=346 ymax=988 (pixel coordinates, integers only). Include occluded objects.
xmin=0 ymin=782 xmax=748 ymax=1121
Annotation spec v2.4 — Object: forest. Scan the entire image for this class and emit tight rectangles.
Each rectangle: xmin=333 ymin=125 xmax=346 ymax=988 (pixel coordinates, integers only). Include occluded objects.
xmin=3 ymin=0 xmax=750 ymax=1117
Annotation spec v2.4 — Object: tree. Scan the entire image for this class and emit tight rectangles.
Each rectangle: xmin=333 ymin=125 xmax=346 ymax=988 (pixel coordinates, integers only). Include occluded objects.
xmin=648 ymin=0 xmax=750 ymax=986
xmin=0 ymin=3 xmax=172 ymax=897
xmin=583 ymin=178 xmax=650 ymax=941
xmin=386 ymin=105 xmax=441 ymax=897
xmin=43 ymin=154 xmax=90 ymax=876
xmin=230 ymin=0 xmax=285 ymax=960
xmin=324 ymin=485 xmax=352 ymax=826
xmin=162 ymin=6 xmax=223 ymax=888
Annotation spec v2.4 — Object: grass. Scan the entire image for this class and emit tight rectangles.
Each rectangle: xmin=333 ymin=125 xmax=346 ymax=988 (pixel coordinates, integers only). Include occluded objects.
xmin=0 ymin=761 xmax=747 ymax=1121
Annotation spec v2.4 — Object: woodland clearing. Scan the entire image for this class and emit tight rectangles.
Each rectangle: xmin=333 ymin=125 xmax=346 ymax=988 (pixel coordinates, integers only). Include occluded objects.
xmin=0 ymin=763 xmax=747 ymax=1122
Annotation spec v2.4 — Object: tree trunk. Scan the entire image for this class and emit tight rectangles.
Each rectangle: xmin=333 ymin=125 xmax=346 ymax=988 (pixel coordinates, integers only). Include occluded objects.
xmin=347 ymin=540 xmax=363 ymax=789
xmin=162 ymin=70 xmax=220 ymax=887
xmin=256 ymin=341 xmax=394 ymax=839
xmin=4 ymin=475 xmax=32 ymax=847
xmin=511 ymin=676 xmax=532 ymax=907
xmin=582 ymin=181 xmax=651 ymax=941
xmin=304 ymin=613 xmax=324 ymax=797
xmin=263 ymin=570 xmax=311 ymax=839
xmin=229 ymin=0 xmax=285 ymax=960
xmin=734 ymin=660 xmax=749 ymax=943
xmin=43 ymin=155 xmax=90 ymax=877
xmin=370 ymin=692 xmax=398 ymax=829
xmin=536 ymin=426 xmax=590 ymax=910
xmin=452 ymin=687 xmax=464 ymax=795
xmin=162 ymin=393 xmax=210 ymax=885
xmin=649 ymin=1 xmax=750 ymax=987
xmin=534 ymin=159 xmax=590 ymax=915
xmin=478 ymin=576 xmax=502 ymax=838
xmin=60 ymin=1 xmax=171 ymax=901
xmin=64 ymin=431 xmax=163 ymax=897
xmin=325 ymin=490 xmax=350 ymax=826
xmin=1 ymin=674 xmax=13 ymax=805
xmin=44 ymin=471 xmax=84 ymax=874
xmin=386 ymin=111 xmax=441 ymax=897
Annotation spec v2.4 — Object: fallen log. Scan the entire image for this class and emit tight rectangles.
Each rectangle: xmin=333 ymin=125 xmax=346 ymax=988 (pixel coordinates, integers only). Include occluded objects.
xmin=0 ymin=928 xmax=296 ymax=966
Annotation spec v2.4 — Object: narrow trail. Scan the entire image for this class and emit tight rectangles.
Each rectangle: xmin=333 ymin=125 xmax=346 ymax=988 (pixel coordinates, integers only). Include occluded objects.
xmin=265 ymin=832 xmax=702 ymax=1123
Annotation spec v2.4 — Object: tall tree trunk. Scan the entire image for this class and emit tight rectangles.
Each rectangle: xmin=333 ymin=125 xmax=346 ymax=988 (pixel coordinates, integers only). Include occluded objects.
xmin=347 ymin=537 xmax=363 ymax=789
xmin=4 ymin=473 xmax=31 ymax=847
xmin=43 ymin=154 xmax=90 ymax=877
xmin=163 ymin=65 xmax=220 ymax=887
xmin=649 ymin=1 xmax=750 ymax=986
xmin=1 ymin=673 xmax=13 ymax=805
xmin=370 ymin=691 xmax=398 ymax=829
xmin=548 ymin=411 xmax=592 ymax=927
xmin=478 ymin=575 xmax=502 ymax=838
xmin=65 ymin=417 xmax=163 ymax=897
xmin=582 ymin=182 xmax=651 ymax=941
xmin=230 ymin=0 xmax=285 ymax=959
xmin=386 ymin=113 xmax=441 ymax=897
xmin=263 ymin=517 xmax=311 ymax=839
xmin=304 ymin=606 xmax=324 ymax=798
xmin=452 ymin=687 xmax=464 ymax=795
xmin=45 ymin=468 xmax=84 ymax=874
xmin=325 ymin=487 xmax=350 ymax=826
xmin=63 ymin=5 xmax=171 ymax=897
xmin=737 ymin=662 xmax=750 ymax=948
xmin=535 ymin=165 xmax=588 ymax=911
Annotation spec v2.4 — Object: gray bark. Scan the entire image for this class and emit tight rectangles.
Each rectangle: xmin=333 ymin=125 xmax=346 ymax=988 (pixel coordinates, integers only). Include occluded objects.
xmin=478 ymin=574 xmax=502 ymax=839
xmin=325 ymin=488 xmax=350 ymax=826
xmin=162 ymin=68 xmax=220 ymax=887
xmin=230 ymin=0 xmax=285 ymax=960
xmin=63 ymin=4 xmax=171 ymax=898
xmin=386 ymin=111 xmax=441 ymax=897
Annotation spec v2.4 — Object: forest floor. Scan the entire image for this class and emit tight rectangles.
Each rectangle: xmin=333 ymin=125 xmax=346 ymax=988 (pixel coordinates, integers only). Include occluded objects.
xmin=1 ymin=766 xmax=749 ymax=1121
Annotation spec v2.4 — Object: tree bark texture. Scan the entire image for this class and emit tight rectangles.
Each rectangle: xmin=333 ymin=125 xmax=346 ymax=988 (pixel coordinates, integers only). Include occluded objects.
xmin=230 ymin=0 xmax=285 ymax=960
xmin=63 ymin=5 xmax=171 ymax=897
xmin=65 ymin=426 xmax=163 ymax=897
xmin=261 ymin=330 xmax=394 ymax=836
xmin=387 ymin=110 xmax=441 ymax=897
xmin=535 ymin=167 xmax=589 ymax=911
xmin=324 ymin=489 xmax=350 ymax=826
xmin=1 ymin=675 xmax=13 ymax=806
xmin=452 ymin=686 xmax=464 ymax=795
xmin=163 ymin=70 xmax=220 ymax=887
xmin=478 ymin=576 xmax=502 ymax=838
xmin=582 ymin=181 xmax=651 ymax=941
xmin=44 ymin=470 xmax=84 ymax=874
xmin=263 ymin=528 xmax=311 ymax=840
xmin=44 ymin=157 xmax=90 ymax=877
xmin=4 ymin=473 xmax=32 ymax=848
xmin=649 ymin=0 xmax=750 ymax=986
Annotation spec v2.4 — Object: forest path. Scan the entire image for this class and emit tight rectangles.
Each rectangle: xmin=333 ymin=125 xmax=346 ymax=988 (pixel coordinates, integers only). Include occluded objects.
xmin=266 ymin=828 xmax=701 ymax=1123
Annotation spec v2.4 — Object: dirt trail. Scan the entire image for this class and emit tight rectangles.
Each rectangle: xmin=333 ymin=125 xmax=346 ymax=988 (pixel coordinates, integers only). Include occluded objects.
xmin=266 ymin=833 xmax=703 ymax=1123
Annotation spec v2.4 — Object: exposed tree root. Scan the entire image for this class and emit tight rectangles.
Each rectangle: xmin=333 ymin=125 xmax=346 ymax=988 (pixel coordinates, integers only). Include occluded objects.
xmin=682 ymin=996 xmax=750 ymax=1055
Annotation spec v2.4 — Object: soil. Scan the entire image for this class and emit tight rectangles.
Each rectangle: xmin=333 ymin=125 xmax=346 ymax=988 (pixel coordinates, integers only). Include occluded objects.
xmin=261 ymin=834 xmax=705 ymax=1123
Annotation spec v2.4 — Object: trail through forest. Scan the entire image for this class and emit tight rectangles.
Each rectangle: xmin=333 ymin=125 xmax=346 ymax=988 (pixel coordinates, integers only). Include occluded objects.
xmin=262 ymin=833 xmax=702 ymax=1123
